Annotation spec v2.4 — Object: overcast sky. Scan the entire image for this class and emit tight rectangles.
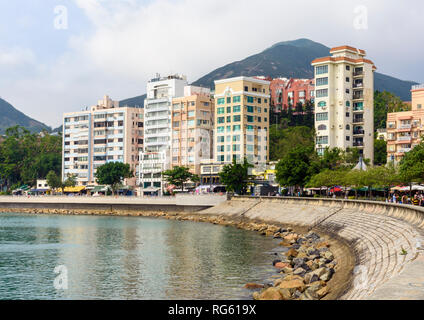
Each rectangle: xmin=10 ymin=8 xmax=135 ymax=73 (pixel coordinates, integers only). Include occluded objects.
xmin=0 ymin=0 xmax=423 ymax=128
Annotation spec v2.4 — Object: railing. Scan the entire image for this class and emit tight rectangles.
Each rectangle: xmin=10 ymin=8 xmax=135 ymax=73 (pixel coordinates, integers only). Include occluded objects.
xmin=398 ymin=136 xmax=412 ymax=141
xmin=353 ymin=130 xmax=365 ymax=135
xmin=399 ymin=124 xmax=412 ymax=130
xmin=353 ymin=142 xmax=364 ymax=147
xmin=398 ymin=148 xmax=412 ymax=153
xmin=353 ymin=83 xmax=363 ymax=88
xmin=353 ymin=118 xmax=364 ymax=123
xmin=353 ymin=71 xmax=363 ymax=76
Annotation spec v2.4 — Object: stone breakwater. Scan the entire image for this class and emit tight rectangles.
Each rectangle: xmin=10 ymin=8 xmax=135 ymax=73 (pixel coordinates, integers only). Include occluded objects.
xmin=0 ymin=207 xmax=339 ymax=300
xmin=248 ymin=230 xmax=336 ymax=300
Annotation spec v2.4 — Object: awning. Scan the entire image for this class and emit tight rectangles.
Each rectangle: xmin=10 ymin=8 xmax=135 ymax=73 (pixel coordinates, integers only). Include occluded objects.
xmin=30 ymin=189 xmax=49 ymax=193
xmin=91 ymin=186 xmax=108 ymax=192
xmin=143 ymin=187 xmax=160 ymax=192
xmin=64 ymin=186 xmax=86 ymax=193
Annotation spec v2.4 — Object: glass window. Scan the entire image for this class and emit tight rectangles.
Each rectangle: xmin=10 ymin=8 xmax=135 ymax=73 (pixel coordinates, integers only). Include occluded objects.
xmin=217 ymin=107 xmax=225 ymax=114
xmin=247 ymin=106 xmax=254 ymax=113
xmin=318 ymin=101 xmax=327 ymax=107
xmin=316 ymin=65 xmax=328 ymax=75
xmin=316 ymin=113 xmax=328 ymax=121
xmin=247 ymin=115 xmax=254 ymax=123
xmin=316 ymin=136 xmax=329 ymax=144
xmin=217 ymin=117 xmax=225 ymax=124
xmin=233 ymin=115 xmax=241 ymax=122
xmin=233 ymin=96 xmax=241 ymax=103
xmin=217 ymin=126 xmax=225 ymax=133
xmin=316 ymin=77 xmax=328 ymax=86
xmin=217 ymin=98 xmax=225 ymax=105
xmin=316 ymin=89 xmax=328 ymax=98
xmin=233 ymin=125 xmax=241 ymax=131
xmin=233 ymin=105 xmax=241 ymax=113
xmin=247 ymin=96 xmax=254 ymax=103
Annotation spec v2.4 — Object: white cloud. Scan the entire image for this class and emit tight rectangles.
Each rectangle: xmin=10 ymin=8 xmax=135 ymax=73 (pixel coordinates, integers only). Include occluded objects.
xmin=1 ymin=0 xmax=424 ymax=127
xmin=0 ymin=47 xmax=35 ymax=66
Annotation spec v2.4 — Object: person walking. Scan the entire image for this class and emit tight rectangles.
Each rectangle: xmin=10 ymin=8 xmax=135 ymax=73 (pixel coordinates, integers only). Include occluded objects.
xmin=413 ymin=194 xmax=420 ymax=206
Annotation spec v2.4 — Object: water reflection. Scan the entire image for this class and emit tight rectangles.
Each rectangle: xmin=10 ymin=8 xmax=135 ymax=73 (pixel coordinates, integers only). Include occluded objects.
xmin=0 ymin=213 xmax=280 ymax=300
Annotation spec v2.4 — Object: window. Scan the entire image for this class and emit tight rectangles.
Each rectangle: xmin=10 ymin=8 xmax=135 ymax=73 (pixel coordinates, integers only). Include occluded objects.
xmin=233 ymin=145 xmax=240 ymax=152
xmin=346 ymin=66 xmax=351 ymax=71
xmin=188 ymin=120 xmax=195 ymax=126
xmin=227 ymin=107 xmax=231 ymax=113
xmin=233 ymin=105 xmax=241 ymax=113
xmin=346 ymin=101 xmax=351 ymax=107
xmin=227 ymin=97 xmax=231 ymax=104
xmin=247 ymin=96 xmax=254 ymax=103
xmin=233 ymin=125 xmax=241 ymax=131
xmin=346 ymin=89 xmax=350 ymax=94
xmin=247 ymin=106 xmax=254 ymax=113
xmin=317 ymin=124 xmax=327 ymax=131
xmin=218 ymin=136 xmax=225 ymax=143
xmin=233 ymin=115 xmax=241 ymax=122
xmin=247 ymin=145 xmax=254 ymax=152
xmin=346 ymin=136 xmax=350 ymax=141
xmin=316 ymin=136 xmax=329 ymax=144
xmin=316 ymin=65 xmax=328 ymax=75
xmin=318 ymin=101 xmax=327 ymax=107
xmin=217 ymin=145 xmax=224 ymax=152
xmin=217 ymin=98 xmax=225 ymax=105
xmin=227 ymin=116 xmax=231 ymax=123
xmin=316 ymin=77 xmax=328 ymax=86
xmin=217 ymin=117 xmax=225 ymax=124
xmin=316 ymin=89 xmax=328 ymax=98
xmin=217 ymin=155 xmax=224 ymax=162
xmin=217 ymin=107 xmax=225 ymax=114
xmin=418 ymin=104 xmax=422 ymax=110
xmin=217 ymin=126 xmax=225 ymax=133
xmin=316 ymin=112 xmax=328 ymax=121
xmin=346 ymin=113 xmax=350 ymax=117
xmin=188 ymin=111 xmax=195 ymax=117
xmin=244 ymin=86 xmax=249 ymax=91
xmin=233 ymin=135 xmax=241 ymax=142
xmin=233 ymin=96 xmax=241 ymax=103
xmin=346 ymin=77 xmax=350 ymax=82
xmin=247 ymin=115 xmax=254 ymax=123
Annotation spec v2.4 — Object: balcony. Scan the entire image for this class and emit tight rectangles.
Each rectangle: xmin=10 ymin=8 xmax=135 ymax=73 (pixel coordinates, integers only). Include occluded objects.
xmin=399 ymin=124 xmax=412 ymax=130
xmin=353 ymin=70 xmax=364 ymax=77
xmin=353 ymin=142 xmax=364 ymax=147
xmin=353 ymin=118 xmax=364 ymax=124
xmin=353 ymin=130 xmax=365 ymax=135
xmin=353 ymin=82 xmax=364 ymax=89
xmin=399 ymin=148 xmax=412 ymax=153
xmin=353 ymin=92 xmax=364 ymax=100
xmin=398 ymin=136 xmax=412 ymax=142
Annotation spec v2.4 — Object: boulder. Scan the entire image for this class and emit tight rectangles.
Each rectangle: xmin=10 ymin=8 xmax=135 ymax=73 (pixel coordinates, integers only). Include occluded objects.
xmin=323 ymin=251 xmax=334 ymax=261
xmin=244 ymin=283 xmax=264 ymax=289
xmin=285 ymin=248 xmax=299 ymax=258
xmin=275 ymin=262 xmax=290 ymax=269
xmin=284 ymin=233 xmax=299 ymax=241
xmin=300 ymin=287 xmax=319 ymax=300
xmin=316 ymin=241 xmax=330 ymax=249
xmin=258 ymin=287 xmax=284 ymax=300
xmin=316 ymin=286 xmax=330 ymax=298
xmin=278 ymin=288 xmax=293 ymax=300
xmin=293 ymin=268 xmax=306 ymax=277
xmin=278 ymin=279 xmax=306 ymax=294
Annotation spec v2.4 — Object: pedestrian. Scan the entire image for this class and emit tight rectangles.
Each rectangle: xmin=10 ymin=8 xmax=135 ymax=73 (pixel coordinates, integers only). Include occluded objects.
xmin=413 ymin=194 xmax=420 ymax=206
xmin=401 ymin=194 xmax=408 ymax=204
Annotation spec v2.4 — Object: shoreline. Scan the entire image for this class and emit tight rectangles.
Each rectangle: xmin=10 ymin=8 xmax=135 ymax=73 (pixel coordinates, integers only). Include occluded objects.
xmin=0 ymin=207 xmax=354 ymax=300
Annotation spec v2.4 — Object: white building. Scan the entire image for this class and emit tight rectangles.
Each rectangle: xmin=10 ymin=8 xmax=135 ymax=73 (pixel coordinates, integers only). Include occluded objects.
xmin=312 ymin=46 xmax=376 ymax=163
xmin=138 ymin=151 xmax=166 ymax=196
xmin=140 ymin=74 xmax=188 ymax=195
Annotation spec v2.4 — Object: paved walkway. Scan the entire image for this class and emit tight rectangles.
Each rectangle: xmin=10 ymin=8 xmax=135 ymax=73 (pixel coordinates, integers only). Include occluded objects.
xmin=203 ymin=197 xmax=424 ymax=300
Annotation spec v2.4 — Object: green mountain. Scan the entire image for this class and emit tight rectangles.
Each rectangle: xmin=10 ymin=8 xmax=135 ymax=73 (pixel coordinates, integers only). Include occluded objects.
xmin=192 ymin=38 xmax=417 ymax=101
xmin=0 ymin=97 xmax=51 ymax=134
xmin=120 ymin=95 xmax=146 ymax=108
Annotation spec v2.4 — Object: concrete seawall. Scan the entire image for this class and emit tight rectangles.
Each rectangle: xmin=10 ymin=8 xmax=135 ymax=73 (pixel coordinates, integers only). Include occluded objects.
xmin=0 ymin=195 xmax=226 ymax=213
xmin=201 ymin=196 xmax=424 ymax=300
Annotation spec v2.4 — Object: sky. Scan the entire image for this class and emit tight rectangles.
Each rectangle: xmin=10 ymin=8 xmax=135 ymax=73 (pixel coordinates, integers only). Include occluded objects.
xmin=0 ymin=0 xmax=423 ymax=128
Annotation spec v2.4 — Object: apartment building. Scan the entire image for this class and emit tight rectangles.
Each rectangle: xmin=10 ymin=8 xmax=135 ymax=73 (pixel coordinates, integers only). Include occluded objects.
xmin=311 ymin=46 xmax=376 ymax=162
xmin=387 ymin=84 xmax=424 ymax=163
xmin=214 ymin=76 xmax=270 ymax=165
xmin=269 ymin=78 xmax=315 ymax=112
xmin=139 ymin=74 xmax=188 ymax=195
xmin=170 ymin=86 xmax=214 ymax=175
xmin=62 ymin=95 xmax=143 ymax=187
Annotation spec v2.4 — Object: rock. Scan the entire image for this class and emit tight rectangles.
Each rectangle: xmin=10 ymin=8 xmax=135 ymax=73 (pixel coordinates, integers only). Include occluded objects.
xmin=273 ymin=233 xmax=282 ymax=239
xmin=272 ymin=259 xmax=282 ymax=266
xmin=293 ymin=290 xmax=302 ymax=299
xmin=258 ymin=287 xmax=284 ymax=300
xmin=282 ymin=274 xmax=304 ymax=282
xmin=319 ymin=247 xmax=329 ymax=253
xmin=324 ymin=251 xmax=334 ymax=261
xmin=281 ymin=267 xmax=294 ymax=274
xmin=305 ymin=232 xmax=321 ymax=242
xmin=278 ymin=239 xmax=292 ymax=247
xmin=297 ymin=237 xmax=307 ymax=245
xmin=253 ymin=292 xmax=260 ymax=300
xmin=296 ymin=252 xmax=309 ymax=259
xmin=274 ymin=278 xmax=284 ymax=287
xmin=244 ymin=283 xmax=264 ymax=289
xmin=291 ymin=244 xmax=301 ymax=250
xmin=304 ymin=273 xmax=320 ymax=284
xmin=275 ymin=262 xmax=290 ymax=269
xmin=316 ymin=286 xmax=330 ymax=298
xmin=300 ymin=287 xmax=319 ymax=300
xmin=278 ymin=288 xmax=293 ymax=300
xmin=285 ymin=248 xmax=299 ymax=258
xmin=316 ymin=241 xmax=330 ymax=249
xmin=278 ymin=279 xmax=306 ymax=294
xmin=284 ymin=233 xmax=299 ymax=241
xmin=307 ymin=248 xmax=321 ymax=256
xmin=293 ymin=268 xmax=306 ymax=276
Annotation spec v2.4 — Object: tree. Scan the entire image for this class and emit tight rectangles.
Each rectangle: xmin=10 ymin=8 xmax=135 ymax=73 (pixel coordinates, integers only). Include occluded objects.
xmin=398 ymin=142 xmax=424 ymax=197
xmin=269 ymin=126 xmax=315 ymax=161
xmin=162 ymin=166 xmax=199 ymax=192
xmin=46 ymin=170 xmax=62 ymax=192
xmin=219 ymin=158 xmax=253 ymax=195
xmin=374 ymin=139 xmax=387 ymax=166
xmin=374 ymin=90 xmax=410 ymax=130
xmin=275 ymin=146 xmax=319 ymax=190
xmin=95 ymin=162 xmax=134 ymax=195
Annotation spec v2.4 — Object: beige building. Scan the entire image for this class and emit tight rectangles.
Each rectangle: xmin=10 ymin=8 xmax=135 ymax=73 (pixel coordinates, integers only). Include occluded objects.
xmin=62 ymin=95 xmax=143 ymax=187
xmin=312 ymin=46 xmax=376 ymax=163
xmin=387 ymin=84 xmax=424 ymax=163
xmin=213 ymin=76 xmax=270 ymax=165
xmin=171 ymin=86 xmax=215 ymax=175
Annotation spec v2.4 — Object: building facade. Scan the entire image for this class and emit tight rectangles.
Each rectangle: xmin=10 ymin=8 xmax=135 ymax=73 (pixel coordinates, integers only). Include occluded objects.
xmin=171 ymin=86 xmax=215 ymax=175
xmin=311 ymin=46 xmax=376 ymax=162
xmin=62 ymin=95 xmax=143 ymax=187
xmin=270 ymin=78 xmax=315 ymax=113
xmin=214 ymin=76 xmax=270 ymax=165
xmin=139 ymin=74 xmax=188 ymax=195
xmin=387 ymin=84 xmax=424 ymax=163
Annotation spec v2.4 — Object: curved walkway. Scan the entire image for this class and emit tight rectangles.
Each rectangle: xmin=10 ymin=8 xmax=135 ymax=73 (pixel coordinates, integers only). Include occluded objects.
xmin=201 ymin=197 xmax=424 ymax=300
